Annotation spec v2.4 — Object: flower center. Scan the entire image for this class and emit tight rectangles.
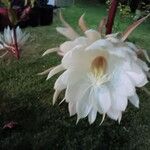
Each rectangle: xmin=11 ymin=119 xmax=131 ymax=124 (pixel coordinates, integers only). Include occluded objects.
xmin=91 ymin=56 xmax=107 ymax=80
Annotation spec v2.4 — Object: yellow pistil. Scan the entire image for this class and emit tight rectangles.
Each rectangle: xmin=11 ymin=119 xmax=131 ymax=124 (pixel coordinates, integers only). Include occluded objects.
xmin=91 ymin=56 xmax=107 ymax=80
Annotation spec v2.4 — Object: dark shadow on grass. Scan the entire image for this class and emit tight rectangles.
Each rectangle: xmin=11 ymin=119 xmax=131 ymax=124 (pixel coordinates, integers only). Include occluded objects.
xmin=1 ymin=88 xmax=150 ymax=150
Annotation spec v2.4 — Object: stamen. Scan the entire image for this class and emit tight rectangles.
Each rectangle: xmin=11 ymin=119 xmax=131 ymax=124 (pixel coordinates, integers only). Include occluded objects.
xmin=91 ymin=56 xmax=107 ymax=79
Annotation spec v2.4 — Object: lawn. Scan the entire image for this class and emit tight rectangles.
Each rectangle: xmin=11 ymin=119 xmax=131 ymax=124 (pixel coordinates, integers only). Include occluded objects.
xmin=0 ymin=1 xmax=150 ymax=150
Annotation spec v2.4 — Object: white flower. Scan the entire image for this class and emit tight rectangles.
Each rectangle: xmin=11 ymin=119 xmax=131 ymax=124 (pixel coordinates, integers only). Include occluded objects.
xmin=42 ymin=14 xmax=149 ymax=124
xmin=55 ymin=36 xmax=148 ymax=123
xmin=44 ymin=29 xmax=101 ymax=80
xmin=0 ymin=26 xmax=29 ymax=59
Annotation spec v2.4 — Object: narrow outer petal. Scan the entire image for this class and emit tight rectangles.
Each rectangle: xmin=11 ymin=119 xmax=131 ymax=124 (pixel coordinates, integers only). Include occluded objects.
xmin=88 ymin=108 xmax=97 ymax=124
xmin=47 ymin=64 xmax=65 ymax=80
xmin=129 ymin=93 xmax=139 ymax=108
xmin=56 ymin=27 xmax=79 ymax=40
xmin=69 ymin=102 xmax=76 ymax=116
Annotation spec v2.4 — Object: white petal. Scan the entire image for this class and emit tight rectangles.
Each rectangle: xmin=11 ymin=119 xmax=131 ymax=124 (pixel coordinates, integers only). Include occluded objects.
xmin=88 ymin=108 xmax=97 ymax=124
xmin=111 ymin=71 xmax=135 ymax=97
xmin=56 ymin=69 xmax=86 ymax=91
xmin=86 ymin=39 xmax=113 ymax=52
xmin=118 ymin=113 xmax=122 ymax=124
xmin=11 ymin=29 xmax=15 ymax=44
xmin=37 ymin=67 xmax=54 ymax=76
xmin=54 ymin=70 xmax=69 ymax=90
xmin=46 ymin=64 xmax=65 ymax=80
xmin=65 ymin=78 xmax=92 ymax=119
xmin=127 ymin=71 xmax=148 ymax=87
xmin=16 ymin=26 xmax=22 ymax=43
xmin=106 ymin=33 xmax=121 ymax=43
xmin=60 ymin=41 xmax=74 ymax=53
xmin=62 ymin=45 xmax=89 ymax=70
xmin=126 ymin=62 xmax=148 ymax=87
xmin=60 ymin=37 xmax=89 ymax=54
xmin=126 ymin=42 xmax=138 ymax=52
xmin=76 ymin=87 xmax=92 ymax=119
xmin=18 ymin=28 xmax=28 ymax=46
xmin=69 ymin=102 xmax=76 ymax=116
xmin=107 ymin=54 xmax=122 ymax=74
xmin=19 ymin=33 xmax=29 ymax=47
xmin=67 ymin=69 xmax=87 ymax=86
xmin=143 ymin=49 xmax=150 ymax=63
xmin=53 ymin=90 xmax=61 ymax=105
xmin=85 ymin=29 xmax=101 ymax=42
xmin=111 ymin=91 xmax=128 ymax=111
xmin=110 ymin=46 xmax=136 ymax=58
xmin=65 ymin=78 xmax=90 ymax=103
xmin=0 ymin=32 xmax=3 ymax=41
xmin=56 ymin=27 xmax=78 ymax=40
xmin=4 ymin=26 xmax=12 ymax=44
xmin=0 ymin=43 xmax=4 ymax=49
xmin=74 ymin=37 xmax=90 ymax=47
xmin=129 ymin=93 xmax=139 ymax=108
xmin=92 ymin=85 xmax=111 ymax=113
xmin=107 ymin=108 xmax=122 ymax=121
xmin=137 ymin=59 xmax=150 ymax=72
xmin=42 ymin=48 xmax=59 ymax=56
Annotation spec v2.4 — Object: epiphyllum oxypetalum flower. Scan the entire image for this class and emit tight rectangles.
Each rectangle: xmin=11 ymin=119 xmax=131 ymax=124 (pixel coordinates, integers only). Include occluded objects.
xmin=40 ymin=14 xmax=101 ymax=76
xmin=0 ymin=26 xmax=29 ymax=59
xmin=42 ymin=13 xmax=149 ymax=124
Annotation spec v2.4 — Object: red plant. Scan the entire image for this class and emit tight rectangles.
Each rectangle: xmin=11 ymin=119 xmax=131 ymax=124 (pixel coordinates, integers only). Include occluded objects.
xmin=106 ymin=0 xmax=119 ymax=34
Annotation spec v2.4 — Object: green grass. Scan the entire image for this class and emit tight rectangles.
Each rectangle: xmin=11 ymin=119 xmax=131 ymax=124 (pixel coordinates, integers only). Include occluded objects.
xmin=0 ymin=2 xmax=150 ymax=150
